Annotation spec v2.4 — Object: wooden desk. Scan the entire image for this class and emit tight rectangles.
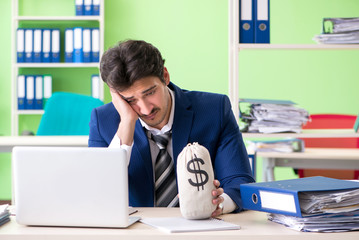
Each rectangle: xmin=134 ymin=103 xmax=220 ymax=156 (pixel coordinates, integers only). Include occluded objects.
xmin=0 ymin=208 xmax=358 ymax=239
xmin=258 ymin=148 xmax=359 ymax=181
xmin=0 ymin=136 xmax=89 ymax=152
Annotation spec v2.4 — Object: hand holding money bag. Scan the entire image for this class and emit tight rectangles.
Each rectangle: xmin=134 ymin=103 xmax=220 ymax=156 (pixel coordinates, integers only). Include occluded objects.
xmin=177 ymin=142 xmax=216 ymax=219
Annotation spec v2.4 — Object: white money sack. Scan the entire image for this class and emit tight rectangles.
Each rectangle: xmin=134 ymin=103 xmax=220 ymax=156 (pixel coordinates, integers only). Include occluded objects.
xmin=177 ymin=142 xmax=216 ymax=219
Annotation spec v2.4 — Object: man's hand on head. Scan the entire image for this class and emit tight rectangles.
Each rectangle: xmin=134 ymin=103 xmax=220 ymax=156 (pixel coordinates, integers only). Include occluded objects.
xmin=110 ymin=88 xmax=138 ymax=146
xmin=110 ymin=88 xmax=138 ymax=123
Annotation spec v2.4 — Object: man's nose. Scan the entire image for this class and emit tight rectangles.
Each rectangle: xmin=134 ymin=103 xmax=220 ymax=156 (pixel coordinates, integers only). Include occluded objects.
xmin=138 ymin=99 xmax=152 ymax=115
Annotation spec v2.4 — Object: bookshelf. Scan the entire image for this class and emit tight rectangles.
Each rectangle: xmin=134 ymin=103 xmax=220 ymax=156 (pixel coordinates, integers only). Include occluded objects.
xmin=11 ymin=0 xmax=105 ymax=136
xmin=228 ymin=0 xmax=359 ymax=138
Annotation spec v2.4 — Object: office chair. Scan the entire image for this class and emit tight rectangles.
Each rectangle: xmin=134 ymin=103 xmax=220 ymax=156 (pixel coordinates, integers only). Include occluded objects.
xmin=298 ymin=114 xmax=359 ymax=179
xmin=37 ymin=92 xmax=104 ymax=136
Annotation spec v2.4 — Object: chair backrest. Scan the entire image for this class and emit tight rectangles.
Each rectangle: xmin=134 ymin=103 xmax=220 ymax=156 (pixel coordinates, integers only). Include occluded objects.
xmin=299 ymin=114 xmax=359 ymax=179
xmin=37 ymin=92 xmax=104 ymax=136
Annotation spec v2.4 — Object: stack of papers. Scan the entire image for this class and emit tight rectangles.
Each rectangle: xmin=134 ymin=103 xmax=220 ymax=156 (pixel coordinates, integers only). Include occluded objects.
xmin=313 ymin=17 xmax=359 ymax=44
xmin=0 ymin=204 xmax=10 ymax=226
xmin=239 ymin=98 xmax=309 ymax=133
xmin=268 ymin=210 xmax=359 ymax=232
xmin=299 ymin=188 xmax=359 ymax=215
xmin=269 ymin=183 xmax=359 ymax=232
xmin=246 ymin=138 xmax=305 ymax=153
xmin=240 ymin=177 xmax=359 ymax=232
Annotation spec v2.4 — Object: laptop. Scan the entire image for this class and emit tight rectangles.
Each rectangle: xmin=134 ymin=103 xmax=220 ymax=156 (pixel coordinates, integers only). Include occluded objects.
xmin=12 ymin=146 xmax=140 ymax=228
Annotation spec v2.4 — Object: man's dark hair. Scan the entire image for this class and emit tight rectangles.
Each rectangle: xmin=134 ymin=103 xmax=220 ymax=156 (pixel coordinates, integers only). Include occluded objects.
xmin=100 ymin=40 xmax=166 ymax=91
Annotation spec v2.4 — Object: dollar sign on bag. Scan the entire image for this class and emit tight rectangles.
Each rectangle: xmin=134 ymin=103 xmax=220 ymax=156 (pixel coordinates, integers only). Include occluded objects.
xmin=187 ymin=154 xmax=208 ymax=191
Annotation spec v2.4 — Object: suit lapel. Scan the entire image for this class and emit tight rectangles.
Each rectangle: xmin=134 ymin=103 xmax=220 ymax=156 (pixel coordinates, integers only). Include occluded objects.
xmin=132 ymin=121 xmax=154 ymax=186
xmin=170 ymin=83 xmax=194 ymax=165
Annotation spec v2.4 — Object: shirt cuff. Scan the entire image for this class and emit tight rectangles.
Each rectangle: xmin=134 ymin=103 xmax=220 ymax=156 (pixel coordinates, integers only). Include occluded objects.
xmin=109 ymin=134 xmax=133 ymax=166
xmin=221 ymin=192 xmax=237 ymax=214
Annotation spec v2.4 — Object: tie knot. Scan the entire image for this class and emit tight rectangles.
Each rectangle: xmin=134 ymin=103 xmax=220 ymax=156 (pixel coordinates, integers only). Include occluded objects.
xmin=151 ymin=131 xmax=171 ymax=149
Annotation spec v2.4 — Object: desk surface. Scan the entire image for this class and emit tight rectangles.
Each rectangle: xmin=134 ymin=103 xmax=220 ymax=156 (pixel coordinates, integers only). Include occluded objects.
xmin=0 ymin=136 xmax=88 ymax=152
xmin=0 ymin=208 xmax=358 ymax=240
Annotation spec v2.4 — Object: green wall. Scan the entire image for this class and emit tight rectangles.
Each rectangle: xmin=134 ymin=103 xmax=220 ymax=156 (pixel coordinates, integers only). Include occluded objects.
xmin=1 ymin=0 xmax=359 ymax=200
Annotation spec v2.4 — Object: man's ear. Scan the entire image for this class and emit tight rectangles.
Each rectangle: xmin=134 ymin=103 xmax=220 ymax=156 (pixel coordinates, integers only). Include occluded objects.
xmin=163 ymin=67 xmax=170 ymax=85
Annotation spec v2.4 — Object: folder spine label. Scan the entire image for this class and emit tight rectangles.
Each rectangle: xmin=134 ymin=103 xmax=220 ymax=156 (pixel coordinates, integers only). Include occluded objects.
xmin=51 ymin=29 xmax=60 ymax=62
xmin=17 ymin=28 xmax=25 ymax=63
xmin=24 ymin=29 xmax=33 ymax=62
xmin=17 ymin=75 xmax=26 ymax=110
xmin=75 ymin=0 xmax=84 ymax=16
xmin=73 ymin=27 xmax=83 ymax=62
xmin=65 ymin=28 xmax=74 ymax=62
xmin=42 ymin=29 xmax=51 ymax=63
xmin=240 ymin=0 xmax=254 ymax=43
xmin=254 ymin=0 xmax=270 ymax=43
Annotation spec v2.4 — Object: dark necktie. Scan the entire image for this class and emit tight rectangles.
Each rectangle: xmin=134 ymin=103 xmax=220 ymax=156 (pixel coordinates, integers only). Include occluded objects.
xmin=151 ymin=132 xmax=179 ymax=207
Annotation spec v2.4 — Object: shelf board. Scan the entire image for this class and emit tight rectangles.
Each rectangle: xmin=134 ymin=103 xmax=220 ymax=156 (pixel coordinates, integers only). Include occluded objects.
xmin=17 ymin=110 xmax=44 ymax=115
xmin=15 ymin=16 xmax=101 ymax=21
xmin=238 ymin=44 xmax=359 ymax=50
xmin=242 ymin=129 xmax=359 ymax=139
xmin=15 ymin=63 xmax=99 ymax=68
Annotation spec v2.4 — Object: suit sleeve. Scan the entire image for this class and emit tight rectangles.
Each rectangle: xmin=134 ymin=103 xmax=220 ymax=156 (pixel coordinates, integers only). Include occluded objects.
xmin=88 ymin=108 xmax=109 ymax=147
xmin=214 ymin=95 xmax=255 ymax=212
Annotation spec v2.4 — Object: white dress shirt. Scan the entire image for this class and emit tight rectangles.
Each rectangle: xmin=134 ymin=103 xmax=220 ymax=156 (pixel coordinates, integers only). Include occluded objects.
xmin=109 ymin=87 xmax=237 ymax=213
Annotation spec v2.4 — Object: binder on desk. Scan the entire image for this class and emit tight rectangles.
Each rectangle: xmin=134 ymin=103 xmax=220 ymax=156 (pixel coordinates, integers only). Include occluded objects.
xmin=24 ymin=29 xmax=33 ymax=63
xmin=240 ymin=176 xmax=359 ymax=217
xmin=35 ymin=75 xmax=43 ymax=109
xmin=254 ymin=0 xmax=270 ymax=43
xmin=25 ymin=76 xmax=35 ymax=109
xmin=73 ymin=27 xmax=83 ymax=62
xmin=84 ymin=0 xmax=93 ymax=15
xmin=91 ymin=28 xmax=100 ymax=62
xmin=43 ymin=75 xmax=52 ymax=108
xmin=65 ymin=28 xmax=74 ymax=62
xmin=51 ymin=29 xmax=60 ymax=62
xmin=17 ymin=28 xmax=25 ymax=63
xmin=92 ymin=0 xmax=100 ymax=15
xmin=17 ymin=75 xmax=26 ymax=110
xmin=82 ymin=28 xmax=91 ymax=62
xmin=75 ymin=0 xmax=84 ymax=15
xmin=42 ymin=29 xmax=51 ymax=63
xmin=33 ymin=29 xmax=42 ymax=62
xmin=239 ymin=0 xmax=254 ymax=43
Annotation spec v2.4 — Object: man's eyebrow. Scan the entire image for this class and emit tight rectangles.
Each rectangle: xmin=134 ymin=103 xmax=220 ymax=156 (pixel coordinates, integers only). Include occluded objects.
xmin=142 ymin=85 xmax=157 ymax=94
xmin=120 ymin=85 xmax=157 ymax=101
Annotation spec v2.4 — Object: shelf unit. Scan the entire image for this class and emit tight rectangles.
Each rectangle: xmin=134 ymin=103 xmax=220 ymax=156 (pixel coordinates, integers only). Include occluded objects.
xmin=228 ymin=0 xmax=359 ymax=138
xmin=11 ymin=0 xmax=105 ymax=136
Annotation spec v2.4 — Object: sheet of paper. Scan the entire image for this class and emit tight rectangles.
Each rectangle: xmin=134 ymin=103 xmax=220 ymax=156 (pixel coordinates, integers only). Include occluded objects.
xmin=140 ymin=217 xmax=240 ymax=233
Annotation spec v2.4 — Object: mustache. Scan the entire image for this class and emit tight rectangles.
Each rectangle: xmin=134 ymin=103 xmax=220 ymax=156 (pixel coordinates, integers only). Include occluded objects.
xmin=138 ymin=108 xmax=160 ymax=118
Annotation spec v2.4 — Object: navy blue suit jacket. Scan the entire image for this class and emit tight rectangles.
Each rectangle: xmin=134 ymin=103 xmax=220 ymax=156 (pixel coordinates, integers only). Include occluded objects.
xmin=88 ymin=82 xmax=255 ymax=212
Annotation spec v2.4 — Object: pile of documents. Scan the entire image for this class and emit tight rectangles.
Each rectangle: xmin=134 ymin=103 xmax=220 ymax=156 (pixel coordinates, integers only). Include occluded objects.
xmin=269 ymin=188 xmax=359 ymax=232
xmin=239 ymin=98 xmax=309 ymax=133
xmin=0 ymin=204 xmax=10 ymax=226
xmin=313 ymin=17 xmax=359 ymax=44
xmin=246 ymin=138 xmax=305 ymax=153
xmin=240 ymin=176 xmax=359 ymax=232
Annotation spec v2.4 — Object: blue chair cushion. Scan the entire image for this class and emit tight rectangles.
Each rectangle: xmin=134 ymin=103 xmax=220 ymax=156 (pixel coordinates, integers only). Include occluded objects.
xmin=37 ymin=92 xmax=104 ymax=136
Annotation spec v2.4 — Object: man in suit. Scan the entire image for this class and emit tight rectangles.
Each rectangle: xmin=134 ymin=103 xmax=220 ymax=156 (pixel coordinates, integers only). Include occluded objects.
xmin=89 ymin=40 xmax=254 ymax=217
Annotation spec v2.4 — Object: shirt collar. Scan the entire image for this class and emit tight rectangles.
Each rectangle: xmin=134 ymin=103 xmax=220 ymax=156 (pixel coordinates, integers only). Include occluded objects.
xmin=139 ymin=87 xmax=175 ymax=135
